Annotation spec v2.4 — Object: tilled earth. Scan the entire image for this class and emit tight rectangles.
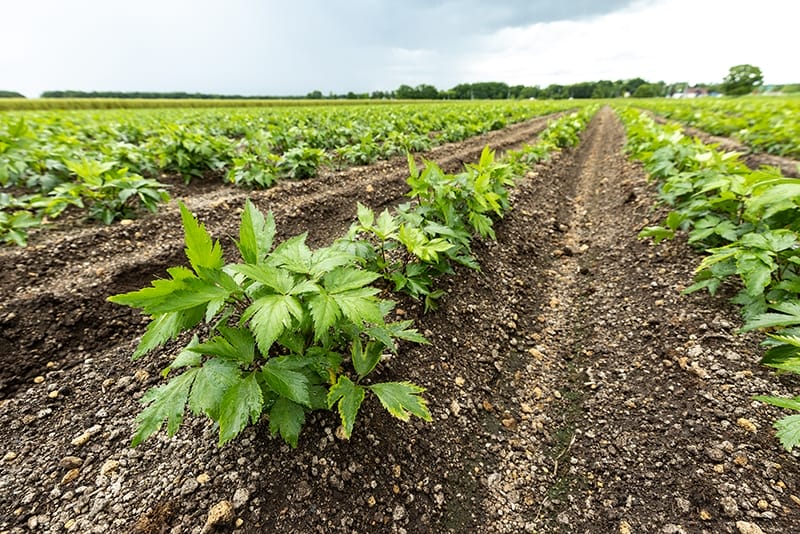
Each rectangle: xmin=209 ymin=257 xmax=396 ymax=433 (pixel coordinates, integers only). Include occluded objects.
xmin=1 ymin=107 xmax=799 ymax=534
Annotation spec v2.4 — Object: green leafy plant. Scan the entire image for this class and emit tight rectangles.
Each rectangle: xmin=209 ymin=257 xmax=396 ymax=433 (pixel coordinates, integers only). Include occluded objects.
xmin=342 ymin=147 xmax=513 ymax=312
xmin=620 ymin=105 xmax=800 ymax=451
xmin=108 ymin=200 xmax=431 ymax=447
xmin=151 ymin=125 xmax=233 ymax=182
xmin=0 ymin=208 xmax=40 ymax=246
xmin=279 ymin=145 xmax=328 ymax=179
xmin=43 ymin=158 xmax=170 ymax=224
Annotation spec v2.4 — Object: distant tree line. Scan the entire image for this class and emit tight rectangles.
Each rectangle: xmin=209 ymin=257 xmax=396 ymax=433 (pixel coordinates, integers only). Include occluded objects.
xmin=314 ymin=79 xmax=678 ymax=100
xmin=0 ymin=91 xmax=25 ymax=98
xmin=29 ymin=80 xmax=679 ymax=101
xmin=38 ymin=90 xmax=293 ymax=100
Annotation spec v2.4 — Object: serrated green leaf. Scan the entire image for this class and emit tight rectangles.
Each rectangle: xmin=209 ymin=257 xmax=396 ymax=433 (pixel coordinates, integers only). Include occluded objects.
xmin=369 ymin=381 xmax=431 ymax=422
xmin=231 ymin=264 xmax=295 ymax=294
xmin=665 ymin=211 xmax=686 ymax=231
xmin=639 ymin=226 xmax=675 ymax=244
xmin=287 ymin=279 xmax=319 ymax=295
xmin=309 ymin=247 xmax=358 ymax=278
xmin=238 ymin=200 xmax=274 ymax=264
xmin=132 ymin=369 xmax=198 ymax=446
xmin=163 ymin=335 xmax=202 ymax=376
xmin=269 ymin=397 xmax=306 ymax=448
xmin=385 ymin=320 xmax=429 ymax=345
xmin=375 ymin=209 xmax=399 ymax=240
xmin=267 ymin=234 xmax=312 ymax=274
xmin=205 ymin=298 xmax=227 ymax=323
xmin=759 ymin=337 xmax=800 ymax=374
xmin=768 ymin=334 xmax=800 ymax=349
xmin=742 ymin=301 xmax=800 ymax=331
xmin=352 ymin=338 xmax=383 ymax=380
xmin=331 ymin=288 xmax=385 ymax=326
xmin=324 ymin=267 xmax=381 ymax=294
xmin=356 ymin=202 xmax=374 ymax=228
xmin=737 ymin=253 xmax=773 ymax=297
xmin=774 ymin=414 xmax=800 ymax=452
xmin=754 ymin=395 xmax=800 ymax=412
xmin=180 ymin=202 xmax=224 ymax=274
xmin=746 ymin=182 xmax=800 ymax=219
xmin=244 ymin=294 xmax=303 ymax=355
xmin=365 ymin=325 xmax=396 ymax=351
xmin=133 ymin=306 xmax=204 ymax=359
xmin=326 ymin=375 xmax=365 ymax=439
xmin=218 ymin=373 xmax=263 ymax=446
xmin=277 ymin=329 xmax=306 ymax=354
xmin=144 ymin=277 xmax=231 ymax=314
xmin=261 ymin=359 xmax=311 ymax=406
xmin=196 ymin=265 xmax=241 ymax=292
xmin=188 ymin=326 xmax=255 ymax=366
xmin=468 ymin=212 xmax=495 ymax=239
xmin=107 ymin=266 xmax=194 ymax=310
xmin=308 ymin=290 xmax=341 ymax=340
xmin=188 ymin=358 xmax=240 ymax=419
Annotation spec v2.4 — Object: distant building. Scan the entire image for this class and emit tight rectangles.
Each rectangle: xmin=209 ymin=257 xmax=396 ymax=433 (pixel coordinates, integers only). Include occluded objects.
xmin=671 ymin=87 xmax=709 ymax=99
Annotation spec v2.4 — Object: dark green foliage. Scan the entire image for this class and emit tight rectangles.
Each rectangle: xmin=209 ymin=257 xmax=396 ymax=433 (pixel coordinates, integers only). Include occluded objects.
xmin=722 ymin=64 xmax=764 ymax=96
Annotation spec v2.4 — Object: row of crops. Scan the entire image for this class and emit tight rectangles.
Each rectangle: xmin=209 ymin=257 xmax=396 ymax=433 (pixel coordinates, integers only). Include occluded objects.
xmin=634 ymin=96 xmax=800 ymax=159
xmin=0 ymin=101 xmax=581 ymax=246
xmin=616 ymin=105 xmax=800 ymax=452
xmin=107 ymin=106 xmax=597 ymax=448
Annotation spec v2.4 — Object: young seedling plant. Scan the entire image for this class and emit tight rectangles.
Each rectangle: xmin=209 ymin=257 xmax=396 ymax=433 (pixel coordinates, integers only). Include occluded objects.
xmin=109 ymin=200 xmax=431 ymax=448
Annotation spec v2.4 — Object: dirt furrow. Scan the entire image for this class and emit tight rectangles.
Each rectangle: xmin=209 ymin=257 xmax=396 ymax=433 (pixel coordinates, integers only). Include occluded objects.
xmin=485 ymin=106 xmax=800 ymax=533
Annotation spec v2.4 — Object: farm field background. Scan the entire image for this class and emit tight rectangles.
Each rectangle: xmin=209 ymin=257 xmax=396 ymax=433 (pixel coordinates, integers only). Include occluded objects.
xmin=0 ymin=100 xmax=578 ymax=246
xmin=2 ymin=98 xmax=800 ymax=533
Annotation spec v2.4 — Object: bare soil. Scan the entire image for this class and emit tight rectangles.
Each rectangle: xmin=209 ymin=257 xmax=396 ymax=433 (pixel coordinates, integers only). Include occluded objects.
xmin=1 ymin=108 xmax=799 ymax=534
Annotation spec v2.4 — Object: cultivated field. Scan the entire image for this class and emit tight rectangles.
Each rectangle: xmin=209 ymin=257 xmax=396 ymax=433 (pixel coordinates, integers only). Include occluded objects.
xmin=1 ymin=99 xmax=799 ymax=533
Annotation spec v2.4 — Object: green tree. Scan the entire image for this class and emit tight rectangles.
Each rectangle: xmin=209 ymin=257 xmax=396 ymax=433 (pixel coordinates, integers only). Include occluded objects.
xmin=633 ymin=83 xmax=662 ymax=98
xmin=568 ymin=82 xmax=595 ymax=99
xmin=722 ymin=64 xmax=764 ymax=96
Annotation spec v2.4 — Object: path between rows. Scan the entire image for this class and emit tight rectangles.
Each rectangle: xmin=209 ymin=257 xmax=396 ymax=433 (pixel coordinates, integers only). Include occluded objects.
xmin=479 ymin=106 xmax=800 ymax=533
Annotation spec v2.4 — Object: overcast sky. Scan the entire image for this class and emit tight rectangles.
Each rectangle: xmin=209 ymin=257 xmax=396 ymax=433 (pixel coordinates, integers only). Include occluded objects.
xmin=2 ymin=0 xmax=798 ymax=97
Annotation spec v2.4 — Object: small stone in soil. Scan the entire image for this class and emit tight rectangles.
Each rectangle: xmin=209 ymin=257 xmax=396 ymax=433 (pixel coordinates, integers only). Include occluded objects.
xmin=203 ymin=501 xmax=234 ymax=532
xmin=61 ymin=468 xmax=80 ymax=485
xmin=100 ymin=460 xmax=119 ymax=476
xmin=233 ymin=488 xmax=250 ymax=509
xmin=59 ymin=456 xmax=83 ymax=469
xmin=392 ymin=504 xmax=406 ymax=521
xmin=737 ymin=418 xmax=757 ymax=433
xmin=736 ymin=521 xmax=765 ymax=534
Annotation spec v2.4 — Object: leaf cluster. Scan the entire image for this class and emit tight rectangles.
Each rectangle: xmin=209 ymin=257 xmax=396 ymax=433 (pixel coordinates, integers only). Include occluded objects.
xmin=109 ymin=201 xmax=431 ymax=447
xmin=620 ymin=106 xmax=800 ymax=451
